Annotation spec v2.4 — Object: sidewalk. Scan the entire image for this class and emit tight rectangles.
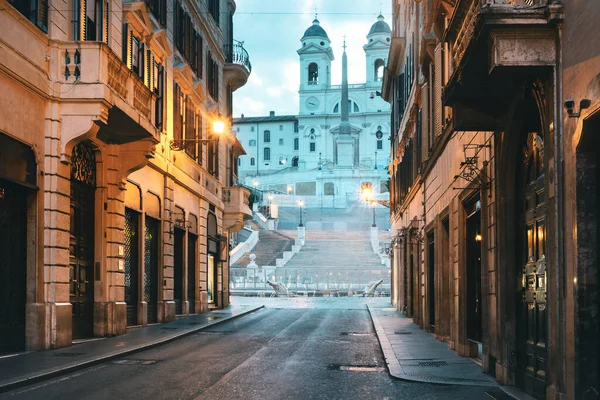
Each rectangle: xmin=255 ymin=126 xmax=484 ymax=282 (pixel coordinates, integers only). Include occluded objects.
xmin=0 ymin=304 xmax=263 ymax=393
xmin=367 ymin=304 xmax=498 ymax=386
xmin=367 ymin=305 xmax=537 ymax=400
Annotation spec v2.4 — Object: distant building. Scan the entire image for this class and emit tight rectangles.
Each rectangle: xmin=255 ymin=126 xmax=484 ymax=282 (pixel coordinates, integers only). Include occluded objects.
xmin=234 ymin=15 xmax=392 ymax=202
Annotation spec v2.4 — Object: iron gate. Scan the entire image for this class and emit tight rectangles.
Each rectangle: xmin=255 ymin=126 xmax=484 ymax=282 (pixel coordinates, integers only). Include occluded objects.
xmin=0 ymin=182 xmax=27 ymax=354
xmin=187 ymin=233 xmax=197 ymax=314
xmin=173 ymin=229 xmax=184 ymax=315
xmin=144 ymin=216 xmax=159 ymax=324
xmin=124 ymin=208 xmax=139 ymax=326
xmin=69 ymin=141 xmax=96 ymax=339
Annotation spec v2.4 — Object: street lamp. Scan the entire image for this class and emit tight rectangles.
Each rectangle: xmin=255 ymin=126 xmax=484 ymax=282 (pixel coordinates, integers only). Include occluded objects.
xmin=253 ymin=179 xmax=258 ymax=189
xmin=362 ymin=187 xmax=372 ymax=202
xmin=298 ymin=200 xmax=304 ymax=227
xmin=287 ymin=185 xmax=293 ymax=194
xmin=371 ymin=200 xmax=377 ymax=228
xmin=268 ymin=194 xmax=273 ymax=218
xmin=169 ymin=116 xmax=226 ymax=151
xmin=374 ymin=151 xmax=377 ymax=170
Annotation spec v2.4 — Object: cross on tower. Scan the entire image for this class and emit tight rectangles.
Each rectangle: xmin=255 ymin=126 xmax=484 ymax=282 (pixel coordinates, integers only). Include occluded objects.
xmin=314 ymin=6 xmax=318 ymax=19
xmin=343 ymin=35 xmax=347 ymax=51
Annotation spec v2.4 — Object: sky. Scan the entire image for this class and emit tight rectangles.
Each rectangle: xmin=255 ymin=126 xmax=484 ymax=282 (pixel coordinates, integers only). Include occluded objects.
xmin=232 ymin=0 xmax=393 ymax=118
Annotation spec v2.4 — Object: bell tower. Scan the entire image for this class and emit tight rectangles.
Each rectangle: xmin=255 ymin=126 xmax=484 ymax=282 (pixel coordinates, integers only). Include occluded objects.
xmin=364 ymin=14 xmax=391 ymax=87
xmin=297 ymin=16 xmax=335 ymax=99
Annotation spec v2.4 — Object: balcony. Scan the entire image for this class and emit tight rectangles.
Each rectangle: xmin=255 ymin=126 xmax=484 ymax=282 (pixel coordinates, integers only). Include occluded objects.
xmin=443 ymin=0 xmax=562 ymax=128
xmin=222 ymin=186 xmax=253 ymax=232
xmin=223 ymin=40 xmax=252 ymax=92
xmin=56 ymin=41 xmax=160 ymax=144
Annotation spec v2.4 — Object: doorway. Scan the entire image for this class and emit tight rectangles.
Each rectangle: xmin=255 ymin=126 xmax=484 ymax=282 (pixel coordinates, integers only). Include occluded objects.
xmin=465 ymin=197 xmax=482 ymax=358
xmin=574 ymin=111 xmax=600 ymax=398
xmin=187 ymin=233 xmax=197 ymax=313
xmin=173 ymin=228 xmax=184 ymax=315
xmin=69 ymin=141 xmax=96 ymax=339
xmin=124 ymin=208 xmax=139 ymax=326
xmin=144 ymin=216 xmax=159 ymax=324
xmin=427 ymin=231 xmax=435 ymax=333
xmin=0 ymin=181 xmax=28 ymax=354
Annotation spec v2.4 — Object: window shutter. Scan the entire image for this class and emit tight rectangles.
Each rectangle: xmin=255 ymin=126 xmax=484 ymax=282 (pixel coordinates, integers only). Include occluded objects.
xmin=199 ymin=113 xmax=204 ymax=165
xmin=146 ymin=50 xmax=152 ymax=88
xmin=421 ymin=82 xmax=429 ymax=161
xmin=139 ymin=42 xmax=145 ymax=80
xmin=38 ymin=0 xmax=48 ymax=31
xmin=173 ymin=83 xmax=181 ymax=141
xmin=434 ymin=43 xmax=443 ymax=140
xmin=79 ymin=0 xmax=87 ymax=40
xmin=127 ymin=27 xmax=133 ymax=69
xmin=102 ymin=0 xmax=109 ymax=44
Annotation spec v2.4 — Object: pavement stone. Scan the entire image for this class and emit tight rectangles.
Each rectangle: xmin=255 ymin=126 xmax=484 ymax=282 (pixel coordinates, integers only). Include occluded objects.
xmin=0 ymin=305 xmax=263 ymax=393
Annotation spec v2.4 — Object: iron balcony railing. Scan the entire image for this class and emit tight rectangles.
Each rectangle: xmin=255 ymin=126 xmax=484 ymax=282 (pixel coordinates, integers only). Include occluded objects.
xmin=224 ymin=39 xmax=252 ymax=74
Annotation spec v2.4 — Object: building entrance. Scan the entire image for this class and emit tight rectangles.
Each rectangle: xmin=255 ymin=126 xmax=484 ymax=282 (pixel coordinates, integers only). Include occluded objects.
xmin=69 ymin=141 xmax=96 ymax=339
xmin=124 ymin=208 xmax=139 ymax=326
xmin=466 ymin=198 xmax=482 ymax=358
xmin=187 ymin=233 xmax=197 ymax=313
xmin=0 ymin=181 xmax=28 ymax=353
xmin=144 ymin=216 xmax=159 ymax=323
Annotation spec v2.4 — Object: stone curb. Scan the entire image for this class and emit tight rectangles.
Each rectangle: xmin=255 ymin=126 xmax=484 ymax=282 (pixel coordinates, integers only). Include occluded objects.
xmin=0 ymin=305 xmax=265 ymax=394
xmin=367 ymin=305 xmax=497 ymax=387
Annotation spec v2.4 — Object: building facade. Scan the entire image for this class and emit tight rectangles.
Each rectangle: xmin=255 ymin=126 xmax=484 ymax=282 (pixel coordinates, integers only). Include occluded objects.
xmin=385 ymin=0 xmax=599 ymax=399
xmin=0 ymin=0 xmax=251 ymax=353
xmin=233 ymin=16 xmax=392 ymax=200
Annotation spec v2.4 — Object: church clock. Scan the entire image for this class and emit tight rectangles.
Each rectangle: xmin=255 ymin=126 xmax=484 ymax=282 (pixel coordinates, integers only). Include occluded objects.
xmin=305 ymin=97 xmax=320 ymax=110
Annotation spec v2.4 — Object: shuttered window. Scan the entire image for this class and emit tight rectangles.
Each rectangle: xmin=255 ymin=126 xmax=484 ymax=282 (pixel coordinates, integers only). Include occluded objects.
xmin=184 ymin=97 xmax=196 ymax=160
xmin=154 ymin=63 xmax=164 ymax=130
xmin=173 ymin=83 xmax=182 ymax=141
xmin=207 ymin=53 xmax=219 ymax=101
xmin=174 ymin=0 xmax=203 ymax=80
xmin=73 ymin=0 xmax=108 ymax=42
xmin=434 ymin=43 xmax=443 ymax=140
xmin=9 ymin=0 xmax=48 ymax=32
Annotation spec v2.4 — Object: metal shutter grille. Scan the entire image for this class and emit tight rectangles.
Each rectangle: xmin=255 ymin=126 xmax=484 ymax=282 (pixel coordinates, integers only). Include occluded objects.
xmin=434 ymin=43 xmax=443 ymax=140
xmin=79 ymin=0 xmax=87 ymax=40
xmin=421 ymin=82 xmax=429 ymax=162
xmin=102 ymin=0 xmax=109 ymax=44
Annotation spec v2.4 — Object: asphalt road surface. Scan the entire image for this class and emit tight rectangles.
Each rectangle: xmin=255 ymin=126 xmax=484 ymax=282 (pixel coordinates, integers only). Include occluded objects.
xmin=1 ymin=303 xmax=494 ymax=400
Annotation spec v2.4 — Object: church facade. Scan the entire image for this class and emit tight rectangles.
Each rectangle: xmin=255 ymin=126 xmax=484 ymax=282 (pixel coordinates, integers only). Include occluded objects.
xmin=233 ymin=16 xmax=392 ymax=201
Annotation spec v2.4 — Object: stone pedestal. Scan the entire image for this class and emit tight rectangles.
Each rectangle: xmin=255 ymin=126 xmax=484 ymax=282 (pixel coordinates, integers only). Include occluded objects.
xmin=297 ymin=226 xmax=306 ymax=245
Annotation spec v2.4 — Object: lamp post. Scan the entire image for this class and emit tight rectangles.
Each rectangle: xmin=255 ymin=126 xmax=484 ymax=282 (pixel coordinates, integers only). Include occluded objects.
xmin=374 ymin=151 xmax=377 ymax=169
xmin=298 ymin=200 xmax=304 ymax=227
xmin=371 ymin=200 xmax=377 ymax=227
xmin=268 ymin=194 xmax=273 ymax=218
xmin=318 ymin=152 xmax=322 ymax=170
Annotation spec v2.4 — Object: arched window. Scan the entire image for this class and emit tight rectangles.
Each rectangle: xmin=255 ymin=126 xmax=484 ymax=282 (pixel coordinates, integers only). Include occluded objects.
xmin=263 ymin=130 xmax=270 ymax=143
xmin=294 ymin=137 xmax=299 ymax=150
xmin=354 ymin=102 xmax=360 ymax=113
xmin=292 ymin=156 xmax=299 ymax=167
xmin=374 ymin=59 xmax=385 ymax=82
xmin=249 ymin=139 xmax=256 ymax=146
xmin=333 ymin=103 xmax=339 ymax=113
xmin=308 ymin=63 xmax=318 ymax=85
xmin=264 ymin=147 xmax=270 ymax=161
xmin=250 ymin=157 xmax=255 ymax=166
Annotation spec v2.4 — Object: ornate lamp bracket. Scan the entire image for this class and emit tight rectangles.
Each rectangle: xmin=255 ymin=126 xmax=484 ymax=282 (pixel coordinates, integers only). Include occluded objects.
xmin=453 ymin=143 xmax=491 ymax=195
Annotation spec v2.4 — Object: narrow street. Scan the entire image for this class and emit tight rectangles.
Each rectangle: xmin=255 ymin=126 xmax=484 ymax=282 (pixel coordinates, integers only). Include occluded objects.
xmin=1 ymin=299 xmax=494 ymax=400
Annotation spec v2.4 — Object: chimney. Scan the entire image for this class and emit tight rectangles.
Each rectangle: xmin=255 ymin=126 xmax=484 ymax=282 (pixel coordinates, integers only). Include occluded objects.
xmin=269 ymin=111 xmax=275 ymax=117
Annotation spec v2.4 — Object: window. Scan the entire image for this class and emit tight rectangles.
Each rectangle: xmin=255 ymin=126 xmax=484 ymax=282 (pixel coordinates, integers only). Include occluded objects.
xmin=184 ymin=97 xmax=196 ymax=160
xmin=10 ymin=0 xmax=48 ymax=32
xmin=279 ymin=125 xmax=283 ymax=131
xmin=173 ymin=2 xmax=203 ymax=80
xmin=264 ymin=130 xmax=271 ymax=143
xmin=264 ymin=147 xmax=271 ymax=161
xmin=294 ymin=138 xmax=299 ymax=150
xmin=279 ymin=138 xmax=284 ymax=145
xmin=354 ymin=102 xmax=360 ymax=113
xmin=250 ymin=157 xmax=255 ymax=166
xmin=310 ymin=142 xmax=316 ymax=152
xmin=238 ymin=158 xmax=242 ymax=167
xmin=294 ymin=121 xmax=299 ymax=132
xmin=333 ymin=103 xmax=339 ymax=113
xmin=131 ymin=36 xmax=140 ymax=75
xmin=173 ymin=82 xmax=183 ymax=141
xmin=207 ymin=52 xmax=219 ymax=100
xmin=251 ymin=126 xmax=255 ymax=132
xmin=308 ymin=63 xmax=318 ymax=85
xmin=374 ymin=58 xmax=385 ymax=82
xmin=292 ymin=157 xmax=299 ymax=167
xmin=278 ymin=156 xmax=286 ymax=165
xmin=377 ymin=140 xmax=383 ymax=150
xmin=208 ymin=0 xmax=220 ymax=24
xmin=154 ymin=62 xmax=164 ymax=130
xmin=249 ymin=139 xmax=256 ymax=146
xmin=73 ymin=0 xmax=109 ymax=41
xmin=208 ymin=128 xmax=219 ymax=177
xmin=146 ymin=0 xmax=167 ymax=27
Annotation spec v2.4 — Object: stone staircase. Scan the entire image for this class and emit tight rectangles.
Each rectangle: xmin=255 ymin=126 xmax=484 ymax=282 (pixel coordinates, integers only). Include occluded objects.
xmin=231 ymin=222 xmax=296 ymax=268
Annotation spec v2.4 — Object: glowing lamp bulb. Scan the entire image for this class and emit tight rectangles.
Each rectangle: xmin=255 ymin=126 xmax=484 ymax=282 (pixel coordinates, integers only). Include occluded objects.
xmin=213 ymin=120 xmax=225 ymax=134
